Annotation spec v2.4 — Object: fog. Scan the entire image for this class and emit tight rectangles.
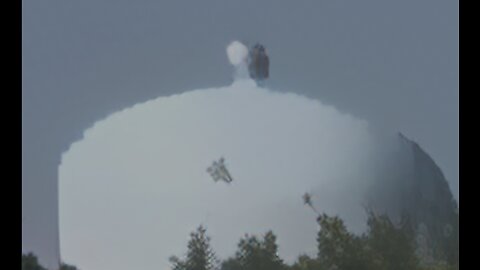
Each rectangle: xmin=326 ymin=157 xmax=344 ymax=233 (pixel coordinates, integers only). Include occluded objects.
xmin=59 ymin=68 xmax=384 ymax=269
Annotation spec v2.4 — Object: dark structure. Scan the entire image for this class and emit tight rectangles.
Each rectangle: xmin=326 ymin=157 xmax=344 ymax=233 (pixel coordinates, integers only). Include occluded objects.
xmin=247 ymin=43 xmax=269 ymax=81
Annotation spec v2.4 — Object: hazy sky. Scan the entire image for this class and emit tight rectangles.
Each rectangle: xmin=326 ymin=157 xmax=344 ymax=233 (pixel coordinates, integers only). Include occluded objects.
xmin=22 ymin=0 xmax=458 ymax=268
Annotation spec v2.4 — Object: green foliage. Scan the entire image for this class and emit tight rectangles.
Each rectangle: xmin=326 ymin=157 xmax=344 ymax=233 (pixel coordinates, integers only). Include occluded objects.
xmin=171 ymin=211 xmax=458 ymax=270
xmin=22 ymin=253 xmax=47 ymax=270
xmin=313 ymin=212 xmax=443 ymax=270
xmin=23 ymin=207 xmax=459 ymax=270
xmin=288 ymin=255 xmax=323 ymax=270
xmin=316 ymin=214 xmax=369 ymax=270
xmin=363 ymin=212 xmax=419 ymax=270
xmin=60 ymin=262 xmax=79 ymax=270
xmin=170 ymin=225 xmax=218 ymax=270
xmin=22 ymin=253 xmax=79 ymax=270
xmin=220 ymin=258 xmax=243 ymax=270
xmin=419 ymin=261 xmax=457 ymax=270
xmin=441 ymin=212 xmax=459 ymax=269
xmin=221 ymin=230 xmax=285 ymax=270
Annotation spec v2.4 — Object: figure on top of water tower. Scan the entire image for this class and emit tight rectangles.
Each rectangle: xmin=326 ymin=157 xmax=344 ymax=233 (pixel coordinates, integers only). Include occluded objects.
xmin=247 ymin=43 xmax=269 ymax=83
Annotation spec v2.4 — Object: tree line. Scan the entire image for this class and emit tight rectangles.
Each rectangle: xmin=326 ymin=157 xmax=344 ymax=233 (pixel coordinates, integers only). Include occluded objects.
xmin=170 ymin=211 xmax=458 ymax=270
xmin=21 ymin=253 xmax=77 ymax=270
xmin=22 ymin=209 xmax=457 ymax=270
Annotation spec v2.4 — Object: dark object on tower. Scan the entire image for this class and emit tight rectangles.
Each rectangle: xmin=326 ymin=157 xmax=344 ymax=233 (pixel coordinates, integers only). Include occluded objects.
xmin=248 ymin=43 xmax=269 ymax=81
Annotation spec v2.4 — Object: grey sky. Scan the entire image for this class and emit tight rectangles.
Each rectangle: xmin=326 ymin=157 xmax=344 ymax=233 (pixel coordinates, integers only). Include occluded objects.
xmin=22 ymin=0 xmax=458 ymax=268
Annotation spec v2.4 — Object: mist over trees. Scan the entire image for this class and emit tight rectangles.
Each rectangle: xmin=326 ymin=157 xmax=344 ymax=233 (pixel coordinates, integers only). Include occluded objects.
xmin=23 ymin=196 xmax=457 ymax=270
xmin=22 ymin=204 xmax=457 ymax=270
xmin=171 ymin=211 xmax=458 ymax=270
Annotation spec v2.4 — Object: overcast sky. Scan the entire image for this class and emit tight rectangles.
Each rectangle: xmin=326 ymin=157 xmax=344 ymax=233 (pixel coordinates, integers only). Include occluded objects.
xmin=22 ymin=0 xmax=458 ymax=268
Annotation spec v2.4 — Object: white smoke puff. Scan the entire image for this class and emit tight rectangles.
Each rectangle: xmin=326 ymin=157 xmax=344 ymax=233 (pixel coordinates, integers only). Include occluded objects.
xmin=226 ymin=40 xmax=248 ymax=66
xmin=59 ymin=82 xmax=377 ymax=270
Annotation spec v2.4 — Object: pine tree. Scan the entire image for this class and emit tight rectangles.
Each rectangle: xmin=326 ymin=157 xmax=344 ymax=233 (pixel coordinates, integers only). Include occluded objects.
xmin=223 ymin=231 xmax=285 ymax=270
xmin=261 ymin=231 xmax=285 ymax=270
xmin=235 ymin=234 xmax=264 ymax=270
xmin=170 ymin=225 xmax=218 ymax=270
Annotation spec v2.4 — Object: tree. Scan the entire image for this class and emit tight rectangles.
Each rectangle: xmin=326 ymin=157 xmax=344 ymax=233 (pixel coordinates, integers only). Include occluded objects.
xmin=289 ymin=254 xmax=324 ymax=270
xmin=170 ymin=225 xmax=218 ymax=270
xmin=419 ymin=261 xmax=457 ymax=270
xmin=438 ymin=211 xmax=459 ymax=269
xmin=22 ymin=253 xmax=47 ymax=270
xmin=60 ymin=262 xmax=79 ymax=270
xmin=220 ymin=258 xmax=243 ymax=270
xmin=364 ymin=212 xmax=419 ymax=270
xmin=262 ymin=231 xmax=285 ymax=270
xmin=22 ymin=253 xmax=79 ymax=270
xmin=222 ymin=230 xmax=285 ymax=270
xmin=316 ymin=214 xmax=368 ymax=270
